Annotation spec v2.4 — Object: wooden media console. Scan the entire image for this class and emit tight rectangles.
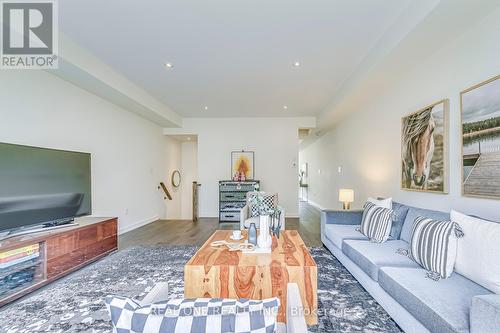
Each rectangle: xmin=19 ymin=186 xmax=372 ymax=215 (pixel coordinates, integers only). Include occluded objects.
xmin=0 ymin=217 xmax=117 ymax=307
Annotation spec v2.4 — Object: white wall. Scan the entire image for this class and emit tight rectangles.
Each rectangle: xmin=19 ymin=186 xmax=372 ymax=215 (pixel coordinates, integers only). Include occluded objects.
xmin=0 ymin=70 xmax=172 ymax=234
xmin=165 ymin=117 xmax=316 ymax=218
xmin=300 ymin=7 xmax=500 ymax=221
xmin=180 ymin=141 xmax=198 ymax=219
xmin=164 ymin=137 xmax=182 ymax=219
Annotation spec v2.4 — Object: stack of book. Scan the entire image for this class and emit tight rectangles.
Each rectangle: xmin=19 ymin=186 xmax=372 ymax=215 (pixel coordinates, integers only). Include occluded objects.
xmin=0 ymin=244 xmax=40 ymax=269
xmin=0 ymin=244 xmax=41 ymax=296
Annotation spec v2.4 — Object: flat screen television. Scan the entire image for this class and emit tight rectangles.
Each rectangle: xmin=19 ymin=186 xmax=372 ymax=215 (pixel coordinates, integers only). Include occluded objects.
xmin=0 ymin=142 xmax=91 ymax=233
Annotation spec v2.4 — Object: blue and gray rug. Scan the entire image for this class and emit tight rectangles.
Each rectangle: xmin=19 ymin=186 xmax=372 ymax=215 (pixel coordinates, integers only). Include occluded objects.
xmin=0 ymin=246 xmax=402 ymax=333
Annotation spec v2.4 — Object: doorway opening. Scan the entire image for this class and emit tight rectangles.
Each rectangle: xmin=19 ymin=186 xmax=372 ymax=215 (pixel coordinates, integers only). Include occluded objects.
xmin=298 ymin=128 xmax=311 ymax=205
xmin=165 ymin=135 xmax=198 ymax=221
xmin=296 ymin=128 xmax=322 ymax=246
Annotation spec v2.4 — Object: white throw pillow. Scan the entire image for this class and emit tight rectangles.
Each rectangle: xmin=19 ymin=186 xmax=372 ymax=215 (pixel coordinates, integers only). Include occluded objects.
xmin=451 ymin=210 xmax=500 ymax=294
xmin=367 ymin=197 xmax=392 ymax=209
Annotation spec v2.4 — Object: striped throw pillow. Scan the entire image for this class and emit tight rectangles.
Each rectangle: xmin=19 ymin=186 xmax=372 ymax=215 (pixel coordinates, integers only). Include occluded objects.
xmin=360 ymin=201 xmax=394 ymax=243
xmin=409 ymin=217 xmax=462 ymax=279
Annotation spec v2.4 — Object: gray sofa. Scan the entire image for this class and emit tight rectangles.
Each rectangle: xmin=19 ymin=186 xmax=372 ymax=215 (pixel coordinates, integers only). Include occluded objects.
xmin=321 ymin=202 xmax=500 ymax=333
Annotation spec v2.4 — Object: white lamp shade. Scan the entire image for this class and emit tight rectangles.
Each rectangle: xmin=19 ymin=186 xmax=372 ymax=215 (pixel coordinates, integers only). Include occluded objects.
xmin=338 ymin=189 xmax=354 ymax=203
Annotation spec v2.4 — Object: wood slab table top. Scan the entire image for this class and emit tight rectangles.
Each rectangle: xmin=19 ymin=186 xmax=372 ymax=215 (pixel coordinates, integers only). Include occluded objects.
xmin=184 ymin=230 xmax=317 ymax=325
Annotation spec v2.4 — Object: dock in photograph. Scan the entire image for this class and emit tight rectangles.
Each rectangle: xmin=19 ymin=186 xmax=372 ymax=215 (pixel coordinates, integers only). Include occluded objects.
xmin=464 ymin=151 xmax=500 ymax=196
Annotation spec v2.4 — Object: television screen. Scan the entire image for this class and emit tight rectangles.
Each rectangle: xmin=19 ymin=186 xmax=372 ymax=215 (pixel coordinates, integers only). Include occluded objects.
xmin=0 ymin=142 xmax=91 ymax=232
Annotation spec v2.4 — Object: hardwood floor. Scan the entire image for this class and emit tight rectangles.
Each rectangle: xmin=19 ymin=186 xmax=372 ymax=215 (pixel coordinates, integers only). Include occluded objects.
xmin=295 ymin=201 xmax=322 ymax=246
xmin=118 ymin=201 xmax=322 ymax=249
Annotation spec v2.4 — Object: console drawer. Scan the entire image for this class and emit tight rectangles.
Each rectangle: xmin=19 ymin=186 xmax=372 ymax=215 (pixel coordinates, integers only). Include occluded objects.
xmin=220 ymin=192 xmax=246 ymax=201
xmin=220 ymin=212 xmax=240 ymax=221
xmin=220 ymin=183 xmax=256 ymax=192
xmin=220 ymin=202 xmax=245 ymax=211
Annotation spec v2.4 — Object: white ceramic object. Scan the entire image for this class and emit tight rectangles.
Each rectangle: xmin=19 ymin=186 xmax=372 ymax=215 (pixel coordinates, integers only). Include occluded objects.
xmin=230 ymin=235 xmax=244 ymax=241
xmin=257 ymin=215 xmax=272 ymax=249
xmin=232 ymin=230 xmax=242 ymax=239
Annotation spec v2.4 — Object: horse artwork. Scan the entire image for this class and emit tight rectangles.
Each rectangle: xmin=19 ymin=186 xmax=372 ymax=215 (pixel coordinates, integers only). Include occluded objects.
xmin=401 ymin=100 xmax=448 ymax=193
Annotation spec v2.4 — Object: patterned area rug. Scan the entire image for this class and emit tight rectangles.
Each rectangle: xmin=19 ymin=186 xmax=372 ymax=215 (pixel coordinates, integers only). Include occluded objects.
xmin=0 ymin=246 xmax=402 ymax=333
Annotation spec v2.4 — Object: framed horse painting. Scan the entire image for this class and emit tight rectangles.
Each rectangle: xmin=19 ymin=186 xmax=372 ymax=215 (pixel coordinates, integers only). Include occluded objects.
xmin=401 ymin=99 xmax=449 ymax=193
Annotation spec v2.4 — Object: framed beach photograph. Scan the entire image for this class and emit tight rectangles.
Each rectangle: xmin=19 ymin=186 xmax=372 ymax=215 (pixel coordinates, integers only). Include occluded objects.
xmin=231 ymin=150 xmax=254 ymax=180
xmin=401 ymin=99 xmax=449 ymax=193
xmin=461 ymin=75 xmax=500 ymax=199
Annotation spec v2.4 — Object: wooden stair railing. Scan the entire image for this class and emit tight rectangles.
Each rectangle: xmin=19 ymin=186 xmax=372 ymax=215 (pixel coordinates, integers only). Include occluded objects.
xmin=158 ymin=182 xmax=172 ymax=200
xmin=193 ymin=181 xmax=201 ymax=221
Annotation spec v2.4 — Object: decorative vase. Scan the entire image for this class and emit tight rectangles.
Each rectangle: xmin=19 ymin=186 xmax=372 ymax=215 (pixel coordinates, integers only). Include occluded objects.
xmin=257 ymin=215 xmax=272 ymax=249
xmin=248 ymin=223 xmax=257 ymax=245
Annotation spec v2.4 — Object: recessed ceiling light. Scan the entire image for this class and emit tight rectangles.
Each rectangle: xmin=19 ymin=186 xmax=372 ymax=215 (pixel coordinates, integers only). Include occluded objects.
xmin=283 ymin=105 xmax=288 ymax=110
xmin=204 ymin=106 xmax=208 ymax=110
xmin=293 ymin=61 xmax=300 ymax=67
xmin=164 ymin=62 xmax=173 ymax=69
xmin=187 ymin=137 xmax=191 ymax=141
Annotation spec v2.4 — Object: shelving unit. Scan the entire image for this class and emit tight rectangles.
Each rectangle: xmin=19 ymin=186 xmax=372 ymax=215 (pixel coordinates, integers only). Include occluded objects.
xmin=0 ymin=242 xmax=45 ymax=301
xmin=219 ymin=180 xmax=259 ymax=222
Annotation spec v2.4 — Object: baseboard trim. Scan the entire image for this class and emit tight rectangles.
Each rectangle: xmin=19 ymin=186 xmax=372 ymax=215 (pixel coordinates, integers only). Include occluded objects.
xmin=200 ymin=213 xmax=301 ymax=219
xmin=118 ymin=215 xmax=158 ymax=235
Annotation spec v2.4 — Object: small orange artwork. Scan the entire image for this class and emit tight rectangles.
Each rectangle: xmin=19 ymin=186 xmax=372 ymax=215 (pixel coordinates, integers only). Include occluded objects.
xmin=236 ymin=156 xmax=249 ymax=175
xmin=231 ymin=151 xmax=254 ymax=180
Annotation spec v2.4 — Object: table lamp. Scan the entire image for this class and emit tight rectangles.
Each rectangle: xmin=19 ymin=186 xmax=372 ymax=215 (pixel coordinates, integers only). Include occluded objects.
xmin=339 ymin=189 xmax=354 ymax=210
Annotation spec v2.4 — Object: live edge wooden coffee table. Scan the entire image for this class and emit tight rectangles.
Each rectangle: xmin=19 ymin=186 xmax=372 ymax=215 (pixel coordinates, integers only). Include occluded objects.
xmin=184 ymin=230 xmax=317 ymax=325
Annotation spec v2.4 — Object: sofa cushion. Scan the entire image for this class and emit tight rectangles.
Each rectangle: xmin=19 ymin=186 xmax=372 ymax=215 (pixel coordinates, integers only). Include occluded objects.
xmin=323 ymin=224 xmax=366 ymax=250
xmin=379 ymin=267 xmax=492 ymax=333
xmin=470 ymin=295 xmax=500 ymax=333
xmin=390 ymin=202 xmax=410 ymax=240
xmin=342 ymin=239 xmax=419 ymax=281
xmin=452 ymin=210 xmax=500 ymax=294
xmin=400 ymin=207 xmax=449 ymax=242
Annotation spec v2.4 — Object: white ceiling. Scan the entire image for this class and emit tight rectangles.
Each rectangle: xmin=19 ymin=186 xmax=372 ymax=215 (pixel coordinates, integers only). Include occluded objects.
xmin=59 ymin=0 xmax=417 ymax=118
